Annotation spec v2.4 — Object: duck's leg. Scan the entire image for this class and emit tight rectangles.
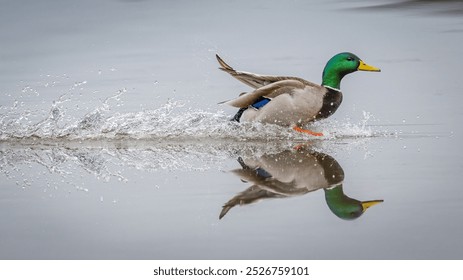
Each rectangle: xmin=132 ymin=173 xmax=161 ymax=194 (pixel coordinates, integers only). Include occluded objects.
xmin=293 ymin=126 xmax=324 ymax=137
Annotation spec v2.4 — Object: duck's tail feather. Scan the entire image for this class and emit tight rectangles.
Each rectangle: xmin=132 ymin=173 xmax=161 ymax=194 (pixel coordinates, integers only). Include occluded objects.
xmin=231 ymin=108 xmax=246 ymax=122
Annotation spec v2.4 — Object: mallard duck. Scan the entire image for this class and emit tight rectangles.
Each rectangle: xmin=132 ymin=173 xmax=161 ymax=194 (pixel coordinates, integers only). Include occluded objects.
xmin=217 ymin=53 xmax=380 ymax=136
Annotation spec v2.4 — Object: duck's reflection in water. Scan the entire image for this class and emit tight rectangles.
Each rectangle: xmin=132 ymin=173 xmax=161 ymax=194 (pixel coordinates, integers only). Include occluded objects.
xmin=220 ymin=147 xmax=383 ymax=220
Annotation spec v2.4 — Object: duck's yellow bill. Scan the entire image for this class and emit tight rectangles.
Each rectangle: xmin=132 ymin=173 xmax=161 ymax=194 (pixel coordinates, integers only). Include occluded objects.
xmin=361 ymin=200 xmax=384 ymax=212
xmin=358 ymin=60 xmax=381 ymax=72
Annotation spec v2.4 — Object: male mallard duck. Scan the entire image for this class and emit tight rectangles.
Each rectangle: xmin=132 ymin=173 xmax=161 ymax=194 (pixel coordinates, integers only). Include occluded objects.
xmin=217 ymin=53 xmax=380 ymax=136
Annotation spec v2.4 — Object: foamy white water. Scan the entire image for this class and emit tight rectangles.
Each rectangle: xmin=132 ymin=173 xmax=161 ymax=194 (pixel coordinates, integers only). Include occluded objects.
xmin=0 ymin=88 xmax=386 ymax=143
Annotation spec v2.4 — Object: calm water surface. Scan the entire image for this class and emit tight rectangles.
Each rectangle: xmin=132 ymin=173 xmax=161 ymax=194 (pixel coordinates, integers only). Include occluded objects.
xmin=1 ymin=0 xmax=462 ymax=259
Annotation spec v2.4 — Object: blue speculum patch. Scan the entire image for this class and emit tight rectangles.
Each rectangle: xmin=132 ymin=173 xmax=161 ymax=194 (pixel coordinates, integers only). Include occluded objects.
xmin=251 ymin=97 xmax=271 ymax=109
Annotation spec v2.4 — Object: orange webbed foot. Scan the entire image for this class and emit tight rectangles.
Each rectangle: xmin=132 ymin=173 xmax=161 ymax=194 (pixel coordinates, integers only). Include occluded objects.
xmin=293 ymin=126 xmax=324 ymax=137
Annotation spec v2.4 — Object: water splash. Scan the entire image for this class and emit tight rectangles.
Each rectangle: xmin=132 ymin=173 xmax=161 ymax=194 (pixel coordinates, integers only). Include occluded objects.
xmin=0 ymin=91 xmax=384 ymax=142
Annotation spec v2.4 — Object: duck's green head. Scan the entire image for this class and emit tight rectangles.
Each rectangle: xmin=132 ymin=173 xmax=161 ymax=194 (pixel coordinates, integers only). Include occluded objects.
xmin=322 ymin=52 xmax=380 ymax=90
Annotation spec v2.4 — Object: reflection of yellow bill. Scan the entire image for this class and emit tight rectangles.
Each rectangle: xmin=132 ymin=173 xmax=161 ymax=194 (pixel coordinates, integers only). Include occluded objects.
xmin=362 ymin=200 xmax=384 ymax=212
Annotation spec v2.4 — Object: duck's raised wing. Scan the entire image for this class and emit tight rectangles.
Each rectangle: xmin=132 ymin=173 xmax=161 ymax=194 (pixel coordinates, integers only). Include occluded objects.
xmin=219 ymin=79 xmax=314 ymax=108
xmin=216 ymin=54 xmax=315 ymax=89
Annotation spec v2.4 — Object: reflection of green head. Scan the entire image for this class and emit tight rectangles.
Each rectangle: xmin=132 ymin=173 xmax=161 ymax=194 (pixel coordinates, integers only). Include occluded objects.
xmin=324 ymin=185 xmax=383 ymax=220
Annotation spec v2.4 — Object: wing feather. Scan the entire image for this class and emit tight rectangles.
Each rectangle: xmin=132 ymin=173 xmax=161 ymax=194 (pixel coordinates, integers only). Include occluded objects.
xmin=221 ymin=80 xmax=307 ymax=108
xmin=216 ymin=54 xmax=317 ymax=89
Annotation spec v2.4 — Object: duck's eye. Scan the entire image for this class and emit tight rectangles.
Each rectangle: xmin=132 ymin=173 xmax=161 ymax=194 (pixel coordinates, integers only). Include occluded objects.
xmin=347 ymin=57 xmax=354 ymax=61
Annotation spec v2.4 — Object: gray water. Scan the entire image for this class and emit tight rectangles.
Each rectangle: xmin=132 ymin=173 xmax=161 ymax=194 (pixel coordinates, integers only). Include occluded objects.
xmin=1 ymin=0 xmax=462 ymax=259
